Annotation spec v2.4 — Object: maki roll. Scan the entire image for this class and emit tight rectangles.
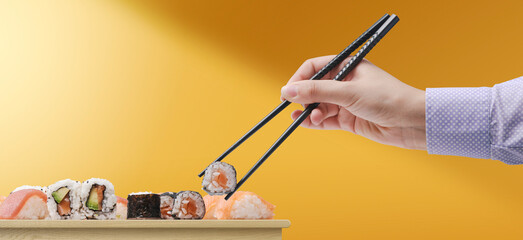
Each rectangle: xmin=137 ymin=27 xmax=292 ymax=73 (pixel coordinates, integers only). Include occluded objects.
xmin=172 ymin=191 xmax=205 ymax=220
xmin=202 ymin=162 xmax=237 ymax=195
xmin=160 ymin=192 xmax=177 ymax=219
xmin=127 ymin=192 xmax=161 ymax=219
xmin=47 ymin=179 xmax=82 ymax=220
xmin=80 ymin=178 xmax=116 ymax=220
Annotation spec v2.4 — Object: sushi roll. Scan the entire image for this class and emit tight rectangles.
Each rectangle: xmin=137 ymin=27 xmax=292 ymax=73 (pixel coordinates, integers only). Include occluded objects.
xmin=127 ymin=192 xmax=161 ymax=219
xmin=172 ymin=191 xmax=205 ymax=220
xmin=115 ymin=196 xmax=128 ymax=220
xmin=47 ymin=179 xmax=82 ymax=220
xmin=80 ymin=178 xmax=117 ymax=220
xmin=160 ymin=192 xmax=177 ymax=219
xmin=203 ymin=191 xmax=275 ymax=220
xmin=202 ymin=162 xmax=237 ymax=195
xmin=0 ymin=189 xmax=48 ymax=219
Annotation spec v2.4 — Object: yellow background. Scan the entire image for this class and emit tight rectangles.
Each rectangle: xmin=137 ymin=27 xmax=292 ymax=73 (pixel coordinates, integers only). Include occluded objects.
xmin=1 ymin=0 xmax=523 ymax=239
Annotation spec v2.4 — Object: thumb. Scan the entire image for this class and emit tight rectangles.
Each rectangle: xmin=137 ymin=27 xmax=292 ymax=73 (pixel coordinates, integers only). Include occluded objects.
xmin=281 ymin=80 xmax=356 ymax=106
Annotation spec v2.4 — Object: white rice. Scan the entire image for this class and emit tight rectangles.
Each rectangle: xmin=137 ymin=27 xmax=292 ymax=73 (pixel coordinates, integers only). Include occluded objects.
xmin=172 ymin=191 xmax=205 ymax=219
xmin=16 ymin=195 xmax=49 ymax=220
xmin=229 ymin=195 xmax=274 ymax=219
xmin=115 ymin=201 xmax=127 ymax=220
xmin=129 ymin=192 xmax=152 ymax=195
xmin=46 ymin=179 xmax=83 ymax=220
xmin=202 ymin=162 xmax=237 ymax=195
xmin=12 ymin=185 xmax=47 ymax=194
xmin=80 ymin=178 xmax=116 ymax=220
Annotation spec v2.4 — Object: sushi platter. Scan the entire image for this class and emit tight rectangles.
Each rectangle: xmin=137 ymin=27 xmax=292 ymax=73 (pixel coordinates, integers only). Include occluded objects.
xmin=0 ymin=167 xmax=288 ymax=239
xmin=0 ymin=219 xmax=291 ymax=240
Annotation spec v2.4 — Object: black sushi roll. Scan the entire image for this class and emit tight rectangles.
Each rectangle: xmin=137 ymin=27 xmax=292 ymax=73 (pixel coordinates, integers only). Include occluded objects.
xmin=127 ymin=192 xmax=161 ymax=219
xmin=160 ymin=192 xmax=177 ymax=219
xmin=202 ymin=162 xmax=237 ymax=195
xmin=172 ymin=191 xmax=206 ymax=220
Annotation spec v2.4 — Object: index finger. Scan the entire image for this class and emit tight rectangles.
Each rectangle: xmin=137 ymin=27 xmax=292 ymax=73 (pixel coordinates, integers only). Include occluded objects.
xmin=287 ymin=55 xmax=337 ymax=85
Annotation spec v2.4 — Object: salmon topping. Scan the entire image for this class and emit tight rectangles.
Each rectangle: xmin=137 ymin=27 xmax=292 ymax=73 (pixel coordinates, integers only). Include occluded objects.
xmin=95 ymin=185 xmax=105 ymax=207
xmin=213 ymin=170 xmax=229 ymax=188
xmin=0 ymin=189 xmax=48 ymax=219
xmin=161 ymin=207 xmax=171 ymax=217
xmin=57 ymin=192 xmax=71 ymax=216
xmin=181 ymin=198 xmax=197 ymax=216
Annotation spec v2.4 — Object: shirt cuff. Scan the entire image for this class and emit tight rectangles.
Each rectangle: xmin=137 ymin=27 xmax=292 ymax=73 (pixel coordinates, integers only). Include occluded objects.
xmin=426 ymin=87 xmax=491 ymax=159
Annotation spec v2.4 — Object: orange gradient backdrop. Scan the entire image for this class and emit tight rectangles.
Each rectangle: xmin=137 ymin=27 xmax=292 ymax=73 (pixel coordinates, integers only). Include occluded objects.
xmin=2 ymin=0 xmax=523 ymax=239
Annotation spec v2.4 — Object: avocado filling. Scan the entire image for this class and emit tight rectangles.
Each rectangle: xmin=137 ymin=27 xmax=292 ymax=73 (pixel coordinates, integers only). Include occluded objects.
xmin=86 ymin=184 xmax=105 ymax=211
xmin=53 ymin=187 xmax=71 ymax=216
xmin=52 ymin=187 xmax=69 ymax=203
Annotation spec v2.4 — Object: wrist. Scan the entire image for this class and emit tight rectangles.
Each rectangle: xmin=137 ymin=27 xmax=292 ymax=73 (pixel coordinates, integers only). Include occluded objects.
xmin=402 ymin=88 xmax=427 ymax=150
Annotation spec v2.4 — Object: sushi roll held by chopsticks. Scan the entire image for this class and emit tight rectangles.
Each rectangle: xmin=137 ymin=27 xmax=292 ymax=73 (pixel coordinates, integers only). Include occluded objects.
xmin=202 ymin=162 xmax=237 ymax=195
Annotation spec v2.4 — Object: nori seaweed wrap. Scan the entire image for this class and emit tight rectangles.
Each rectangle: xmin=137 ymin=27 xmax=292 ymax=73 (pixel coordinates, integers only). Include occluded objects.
xmin=127 ymin=192 xmax=161 ymax=219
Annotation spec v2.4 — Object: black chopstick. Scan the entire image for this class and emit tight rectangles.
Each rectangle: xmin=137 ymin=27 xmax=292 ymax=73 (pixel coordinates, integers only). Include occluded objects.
xmin=225 ymin=14 xmax=400 ymax=200
xmin=198 ymin=14 xmax=391 ymax=178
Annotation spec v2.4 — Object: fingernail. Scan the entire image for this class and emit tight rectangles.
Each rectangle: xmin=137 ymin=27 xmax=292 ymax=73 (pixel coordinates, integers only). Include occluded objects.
xmin=282 ymin=85 xmax=298 ymax=98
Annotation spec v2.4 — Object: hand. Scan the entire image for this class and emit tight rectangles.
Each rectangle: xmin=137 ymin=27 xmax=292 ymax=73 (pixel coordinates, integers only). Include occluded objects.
xmin=281 ymin=56 xmax=426 ymax=150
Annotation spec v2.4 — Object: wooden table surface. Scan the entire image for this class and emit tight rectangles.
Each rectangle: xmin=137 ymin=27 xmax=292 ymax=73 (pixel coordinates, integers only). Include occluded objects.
xmin=0 ymin=220 xmax=291 ymax=240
